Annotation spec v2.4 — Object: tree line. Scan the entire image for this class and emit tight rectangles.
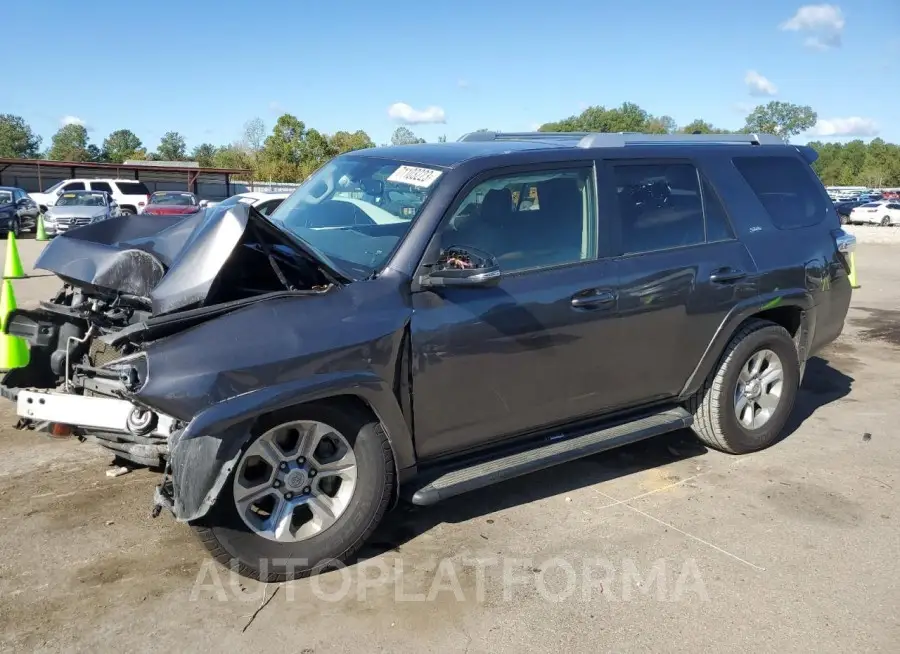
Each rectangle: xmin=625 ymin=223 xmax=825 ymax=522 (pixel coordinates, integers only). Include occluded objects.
xmin=0 ymin=101 xmax=897 ymax=186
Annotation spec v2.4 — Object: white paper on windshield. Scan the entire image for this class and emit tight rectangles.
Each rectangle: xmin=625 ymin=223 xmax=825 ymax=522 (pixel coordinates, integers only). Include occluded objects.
xmin=387 ymin=166 xmax=443 ymax=188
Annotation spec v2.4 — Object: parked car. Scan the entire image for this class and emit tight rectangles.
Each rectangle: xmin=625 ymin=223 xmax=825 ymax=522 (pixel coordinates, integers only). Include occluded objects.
xmin=229 ymin=191 xmax=290 ymax=216
xmin=848 ymin=200 xmax=900 ymax=226
xmin=833 ymin=197 xmax=868 ymax=224
xmin=41 ymin=190 xmax=121 ymax=236
xmin=142 ymin=191 xmax=203 ymax=216
xmin=30 ymin=179 xmax=150 ymax=216
xmin=0 ymin=186 xmax=40 ymax=237
xmin=1 ymin=131 xmax=855 ymax=581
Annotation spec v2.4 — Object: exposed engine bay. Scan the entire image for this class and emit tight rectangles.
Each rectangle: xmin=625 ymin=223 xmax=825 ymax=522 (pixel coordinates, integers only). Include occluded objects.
xmin=1 ymin=199 xmax=342 ymax=468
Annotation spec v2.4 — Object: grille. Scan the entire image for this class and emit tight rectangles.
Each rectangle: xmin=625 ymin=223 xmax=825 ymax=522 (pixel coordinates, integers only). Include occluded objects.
xmin=54 ymin=216 xmax=93 ymax=231
xmin=88 ymin=339 xmax=126 ymax=367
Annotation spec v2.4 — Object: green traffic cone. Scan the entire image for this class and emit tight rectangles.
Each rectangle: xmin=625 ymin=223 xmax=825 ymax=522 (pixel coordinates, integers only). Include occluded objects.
xmin=3 ymin=232 xmax=25 ymax=279
xmin=36 ymin=214 xmax=49 ymax=242
xmin=0 ymin=279 xmax=29 ymax=370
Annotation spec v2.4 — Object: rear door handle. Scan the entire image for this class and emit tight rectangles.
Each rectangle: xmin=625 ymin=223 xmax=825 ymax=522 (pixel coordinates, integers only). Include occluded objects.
xmin=709 ymin=268 xmax=747 ymax=284
xmin=571 ymin=289 xmax=616 ymax=309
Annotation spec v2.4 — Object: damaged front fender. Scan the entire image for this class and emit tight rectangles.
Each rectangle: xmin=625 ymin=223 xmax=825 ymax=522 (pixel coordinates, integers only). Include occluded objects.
xmin=166 ymin=371 xmax=416 ymax=523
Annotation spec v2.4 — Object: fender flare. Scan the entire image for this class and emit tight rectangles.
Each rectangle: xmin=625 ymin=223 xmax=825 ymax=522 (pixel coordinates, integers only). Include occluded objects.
xmin=678 ymin=288 xmax=816 ymax=399
xmin=168 ymin=371 xmax=415 ymax=523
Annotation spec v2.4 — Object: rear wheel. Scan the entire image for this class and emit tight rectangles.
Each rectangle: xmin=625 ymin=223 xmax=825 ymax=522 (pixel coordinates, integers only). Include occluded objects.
xmin=4 ymin=219 xmax=19 ymax=239
xmin=687 ymin=319 xmax=800 ymax=454
xmin=192 ymin=402 xmax=395 ymax=581
xmin=839 ymin=213 xmax=849 ymax=225
xmin=120 ymin=207 xmax=135 ymax=217
xmin=881 ymin=215 xmax=891 ymax=227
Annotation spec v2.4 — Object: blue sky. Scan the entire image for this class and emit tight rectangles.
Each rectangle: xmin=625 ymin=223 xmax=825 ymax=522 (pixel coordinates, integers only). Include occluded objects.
xmin=5 ymin=0 xmax=899 ymax=154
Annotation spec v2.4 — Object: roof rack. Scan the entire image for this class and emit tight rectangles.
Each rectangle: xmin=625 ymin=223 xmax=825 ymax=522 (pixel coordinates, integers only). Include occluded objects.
xmin=457 ymin=131 xmax=783 ymax=147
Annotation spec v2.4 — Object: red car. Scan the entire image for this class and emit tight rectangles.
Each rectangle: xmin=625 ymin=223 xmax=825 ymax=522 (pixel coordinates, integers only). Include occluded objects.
xmin=141 ymin=191 xmax=203 ymax=216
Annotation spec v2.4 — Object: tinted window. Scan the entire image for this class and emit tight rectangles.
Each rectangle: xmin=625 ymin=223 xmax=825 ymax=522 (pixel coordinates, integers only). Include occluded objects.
xmin=702 ymin=177 xmax=735 ymax=242
xmin=255 ymin=199 xmax=283 ymax=216
xmin=115 ymin=181 xmax=150 ymax=195
xmin=732 ymin=156 xmax=828 ymax=229
xmin=612 ymin=163 xmax=705 ymax=254
xmin=90 ymin=181 xmax=114 ymax=194
xmin=62 ymin=182 xmax=85 ymax=191
xmin=441 ymin=167 xmax=596 ymax=273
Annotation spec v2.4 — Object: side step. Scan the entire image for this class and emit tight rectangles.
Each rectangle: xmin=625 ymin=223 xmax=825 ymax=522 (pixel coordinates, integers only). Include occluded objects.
xmin=408 ymin=407 xmax=693 ymax=506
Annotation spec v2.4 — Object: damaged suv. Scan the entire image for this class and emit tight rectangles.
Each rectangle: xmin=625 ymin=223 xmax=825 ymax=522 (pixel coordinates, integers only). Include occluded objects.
xmin=1 ymin=132 xmax=856 ymax=581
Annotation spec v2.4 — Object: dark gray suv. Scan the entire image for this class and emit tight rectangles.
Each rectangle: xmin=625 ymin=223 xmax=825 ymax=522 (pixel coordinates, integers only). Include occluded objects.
xmin=1 ymin=131 xmax=856 ymax=581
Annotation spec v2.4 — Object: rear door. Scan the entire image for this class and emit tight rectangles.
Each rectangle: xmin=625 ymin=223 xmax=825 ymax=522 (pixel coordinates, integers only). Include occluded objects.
xmin=600 ymin=157 xmax=758 ymax=406
xmin=409 ymin=161 xmax=621 ymax=459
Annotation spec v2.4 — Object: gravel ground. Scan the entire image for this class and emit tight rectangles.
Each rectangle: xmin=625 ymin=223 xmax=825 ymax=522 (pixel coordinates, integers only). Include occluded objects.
xmin=842 ymin=224 xmax=900 ymax=245
xmin=0 ymin=238 xmax=898 ymax=653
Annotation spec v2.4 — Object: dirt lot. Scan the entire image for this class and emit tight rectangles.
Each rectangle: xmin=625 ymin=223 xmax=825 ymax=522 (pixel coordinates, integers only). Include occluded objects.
xmin=0 ymin=233 xmax=898 ymax=653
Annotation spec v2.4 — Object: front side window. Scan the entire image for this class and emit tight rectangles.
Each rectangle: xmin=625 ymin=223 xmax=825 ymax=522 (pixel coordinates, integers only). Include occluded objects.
xmin=437 ymin=167 xmax=597 ymax=273
xmin=268 ymin=156 xmax=445 ymax=278
xmin=62 ymin=182 xmax=85 ymax=192
xmin=0 ymin=190 xmax=12 ymax=204
xmin=612 ymin=163 xmax=706 ymax=254
xmin=115 ymin=181 xmax=150 ymax=195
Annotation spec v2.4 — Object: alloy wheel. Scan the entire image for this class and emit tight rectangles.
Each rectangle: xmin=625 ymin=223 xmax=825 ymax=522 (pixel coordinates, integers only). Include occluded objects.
xmin=733 ymin=348 xmax=784 ymax=430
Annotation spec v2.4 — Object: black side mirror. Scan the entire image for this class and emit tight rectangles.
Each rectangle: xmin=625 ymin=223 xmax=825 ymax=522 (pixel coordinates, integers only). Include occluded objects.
xmin=420 ymin=246 xmax=501 ymax=289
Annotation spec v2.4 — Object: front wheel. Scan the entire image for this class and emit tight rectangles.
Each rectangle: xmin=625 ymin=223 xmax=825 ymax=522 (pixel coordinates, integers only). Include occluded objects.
xmin=881 ymin=215 xmax=891 ymax=227
xmin=192 ymin=402 xmax=395 ymax=582
xmin=687 ymin=319 xmax=800 ymax=454
xmin=839 ymin=213 xmax=849 ymax=225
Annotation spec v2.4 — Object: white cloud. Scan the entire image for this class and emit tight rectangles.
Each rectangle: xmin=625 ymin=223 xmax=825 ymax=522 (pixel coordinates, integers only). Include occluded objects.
xmin=744 ymin=70 xmax=778 ymax=96
xmin=779 ymin=4 xmax=845 ymax=49
xmin=808 ymin=117 xmax=879 ymax=137
xmin=60 ymin=115 xmax=92 ymax=131
xmin=387 ymin=102 xmax=447 ymax=125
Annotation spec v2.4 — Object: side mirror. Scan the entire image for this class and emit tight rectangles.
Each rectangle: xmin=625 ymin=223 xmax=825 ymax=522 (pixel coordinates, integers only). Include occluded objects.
xmin=419 ymin=246 xmax=501 ymax=289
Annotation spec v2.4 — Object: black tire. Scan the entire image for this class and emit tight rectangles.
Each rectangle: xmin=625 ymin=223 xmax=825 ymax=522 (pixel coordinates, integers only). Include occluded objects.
xmin=120 ymin=208 xmax=135 ymax=217
xmin=4 ymin=219 xmax=19 ymax=239
xmin=839 ymin=213 xmax=849 ymax=225
xmin=881 ymin=215 xmax=891 ymax=227
xmin=191 ymin=401 xmax=395 ymax=582
xmin=687 ymin=319 xmax=800 ymax=454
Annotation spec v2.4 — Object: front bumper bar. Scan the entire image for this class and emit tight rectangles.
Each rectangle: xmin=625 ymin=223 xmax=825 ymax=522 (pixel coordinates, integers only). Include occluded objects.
xmin=13 ymin=388 xmax=176 ymax=438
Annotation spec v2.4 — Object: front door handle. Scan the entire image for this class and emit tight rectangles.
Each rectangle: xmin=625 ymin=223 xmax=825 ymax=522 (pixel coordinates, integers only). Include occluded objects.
xmin=709 ymin=268 xmax=747 ymax=284
xmin=571 ymin=289 xmax=616 ymax=309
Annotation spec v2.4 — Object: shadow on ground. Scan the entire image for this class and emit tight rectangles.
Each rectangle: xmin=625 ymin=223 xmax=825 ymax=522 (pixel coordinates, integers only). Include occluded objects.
xmin=361 ymin=354 xmax=854 ymax=559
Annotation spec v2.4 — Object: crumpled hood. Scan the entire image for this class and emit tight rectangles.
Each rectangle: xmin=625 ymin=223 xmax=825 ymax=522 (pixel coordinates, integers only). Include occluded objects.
xmin=33 ymin=199 xmax=344 ymax=315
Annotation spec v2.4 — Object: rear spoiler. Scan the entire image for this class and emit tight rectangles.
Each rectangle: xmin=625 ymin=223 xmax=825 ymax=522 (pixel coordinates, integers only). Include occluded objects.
xmin=795 ymin=145 xmax=819 ymax=165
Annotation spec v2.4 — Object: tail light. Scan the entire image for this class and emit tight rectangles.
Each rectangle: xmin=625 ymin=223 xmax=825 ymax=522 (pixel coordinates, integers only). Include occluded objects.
xmin=832 ymin=228 xmax=856 ymax=272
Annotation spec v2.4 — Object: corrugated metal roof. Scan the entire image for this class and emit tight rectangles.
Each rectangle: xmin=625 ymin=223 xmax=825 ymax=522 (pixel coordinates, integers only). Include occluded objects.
xmin=0 ymin=157 xmax=249 ymax=175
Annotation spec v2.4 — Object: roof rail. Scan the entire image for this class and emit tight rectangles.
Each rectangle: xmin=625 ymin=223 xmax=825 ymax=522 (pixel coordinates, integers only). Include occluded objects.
xmin=456 ymin=131 xmax=783 ymax=147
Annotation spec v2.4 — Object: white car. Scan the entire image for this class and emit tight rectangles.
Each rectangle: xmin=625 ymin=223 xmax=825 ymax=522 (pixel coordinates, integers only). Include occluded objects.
xmin=30 ymin=178 xmax=151 ymax=216
xmin=849 ymin=200 xmax=900 ymax=226
xmin=229 ymin=191 xmax=290 ymax=216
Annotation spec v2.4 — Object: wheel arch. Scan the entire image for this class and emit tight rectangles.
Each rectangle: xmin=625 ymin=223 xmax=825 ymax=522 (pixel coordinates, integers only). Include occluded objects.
xmin=168 ymin=374 xmax=416 ymax=523
xmin=679 ymin=290 xmax=814 ymax=400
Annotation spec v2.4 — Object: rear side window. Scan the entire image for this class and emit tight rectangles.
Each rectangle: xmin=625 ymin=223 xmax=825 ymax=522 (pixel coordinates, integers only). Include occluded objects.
xmin=732 ymin=156 xmax=828 ymax=229
xmin=611 ymin=162 xmax=734 ymax=254
xmin=90 ymin=181 xmax=114 ymax=194
xmin=62 ymin=182 xmax=85 ymax=191
xmin=115 ymin=181 xmax=150 ymax=195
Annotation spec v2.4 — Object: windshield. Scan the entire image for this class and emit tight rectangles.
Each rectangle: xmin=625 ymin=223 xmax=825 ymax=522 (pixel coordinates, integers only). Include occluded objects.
xmin=55 ymin=192 xmax=107 ymax=207
xmin=42 ymin=181 xmax=65 ymax=195
xmin=267 ymin=155 xmax=444 ymax=278
xmin=0 ymin=191 xmax=12 ymax=204
xmin=150 ymin=191 xmax=197 ymax=206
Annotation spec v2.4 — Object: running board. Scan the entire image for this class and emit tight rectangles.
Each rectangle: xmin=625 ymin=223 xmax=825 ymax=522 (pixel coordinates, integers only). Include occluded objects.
xmin=408 ymin=407 xmax=692 ymax=506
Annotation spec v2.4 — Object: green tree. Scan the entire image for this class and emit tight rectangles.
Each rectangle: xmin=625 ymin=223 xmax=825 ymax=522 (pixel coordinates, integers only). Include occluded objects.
xmin=328 ymin=130 xmax=375 ymax=154
xmin=743 ymin=101 xmax=817 ymax=142
xmin=102 ymin=129 xmax=143 ymax=163
xmin=437 ymin=134 xmax=448 ymax=143
xmin=679 ymin=119 xmax=731 ymax=134
xmin=212 ymin=144 xmax=252 ymax=171
xmin=191 ymin=143 xmax=218 ymax=168
xmin=391 ymin=127 xmax=425 ymax=145
xmin=156 ymin=131 xmax=187 ymax=160
xmin=47 ymin=124 xmax=91 ymax=161
xmin=0 ymin=114 xmax=42 ymax=158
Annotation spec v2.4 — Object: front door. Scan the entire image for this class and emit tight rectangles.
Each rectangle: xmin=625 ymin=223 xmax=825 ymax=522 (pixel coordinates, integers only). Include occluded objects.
xmin=601 ymin=158 xmax=758 ymax=406
xmin=410 ymin=163 xmax=620 ymax=460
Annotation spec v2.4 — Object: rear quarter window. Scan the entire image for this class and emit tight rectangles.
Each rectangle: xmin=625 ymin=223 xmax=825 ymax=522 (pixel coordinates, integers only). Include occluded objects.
xmin=732 ymin=156 xmax=830 ymax=230
xmin=114 ymin=181 xmax=150 ymax=195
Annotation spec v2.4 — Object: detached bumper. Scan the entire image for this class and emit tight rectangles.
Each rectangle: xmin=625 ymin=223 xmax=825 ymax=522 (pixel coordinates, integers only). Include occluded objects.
xmin=8 ymin=387 xmax=177 ymax=438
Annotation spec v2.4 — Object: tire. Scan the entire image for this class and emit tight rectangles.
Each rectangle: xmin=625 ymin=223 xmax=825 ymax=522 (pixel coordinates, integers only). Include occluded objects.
xmin=120 ymin=208 xmax=135 ymax=217
xmin=4 ymin=219 xmax=19 ymax=239
xmin=687 ymin=319 xmax=800 ymax=454
xmin=839 ymin=213 xmax=849 ymax=225
xmin=192 ymin=401 xmax=395 ymax=582
xmin=881 ymin=216 xmax=891 ymax=227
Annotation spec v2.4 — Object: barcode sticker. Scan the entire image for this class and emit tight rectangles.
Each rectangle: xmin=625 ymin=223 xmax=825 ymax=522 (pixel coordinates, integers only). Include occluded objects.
xmin=387 ymin=165 xmax=443 ymax=188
